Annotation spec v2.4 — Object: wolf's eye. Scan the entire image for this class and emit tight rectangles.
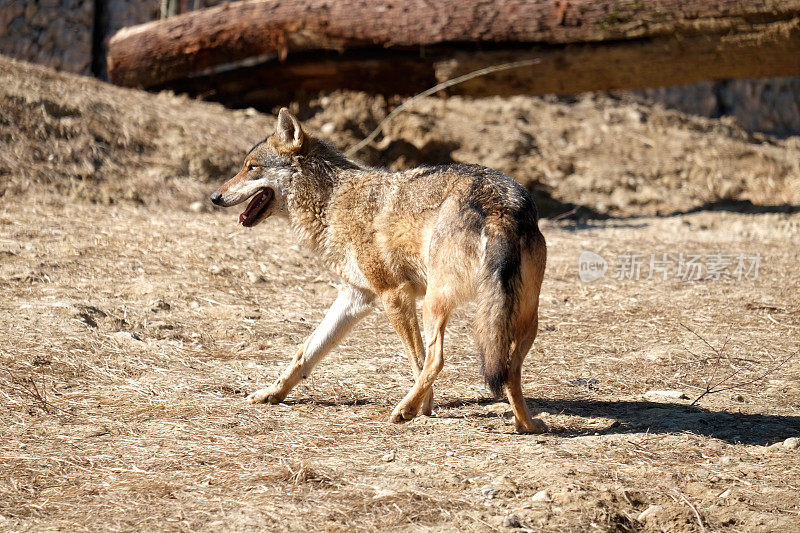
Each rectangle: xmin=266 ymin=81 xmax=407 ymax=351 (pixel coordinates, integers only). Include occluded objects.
xmin=248 ymin=164 xmax=258 ymax=171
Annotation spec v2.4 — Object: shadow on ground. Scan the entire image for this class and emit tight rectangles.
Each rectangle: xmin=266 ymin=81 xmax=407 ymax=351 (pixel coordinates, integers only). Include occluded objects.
xmin=259 ymin=394 xmax=800 ymax=445
xmin=545 ymin=198 xmax=800 ymax=229
xmin=438 ymin=397 xmax=800 ymax=445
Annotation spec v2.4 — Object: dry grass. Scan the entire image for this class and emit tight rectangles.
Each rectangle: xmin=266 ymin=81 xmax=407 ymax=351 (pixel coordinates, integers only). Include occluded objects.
xmin=1 ymin=197 xmax=799 ymax=532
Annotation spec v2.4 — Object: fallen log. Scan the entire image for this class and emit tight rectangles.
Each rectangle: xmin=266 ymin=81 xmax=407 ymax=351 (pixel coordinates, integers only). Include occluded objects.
xmin=436 ymin=18 xmax=800 ymax=96
xmin=108 ymin=0 xmax=800 ymax=99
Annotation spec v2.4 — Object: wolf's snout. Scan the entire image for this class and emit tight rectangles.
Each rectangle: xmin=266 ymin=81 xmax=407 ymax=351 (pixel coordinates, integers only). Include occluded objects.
xmin=210 ymin=191 xmax=224 ymax=205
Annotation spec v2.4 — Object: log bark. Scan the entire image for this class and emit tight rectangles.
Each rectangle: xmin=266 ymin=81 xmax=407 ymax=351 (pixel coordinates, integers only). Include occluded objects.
xmin=108 ymin=0 xmax=800 ymax=95
xmin=437 ymin=18 xmax=800 ymax=96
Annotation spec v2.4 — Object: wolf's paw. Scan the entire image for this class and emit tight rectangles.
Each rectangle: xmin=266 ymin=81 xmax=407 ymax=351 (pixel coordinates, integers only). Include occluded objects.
xmin=389 ymin=405 xmax=418 ymax=424
xmin=246 ymin=386 xmax=285 ymax=405
xmin=516 ymin=417 xmax=549 ymax=434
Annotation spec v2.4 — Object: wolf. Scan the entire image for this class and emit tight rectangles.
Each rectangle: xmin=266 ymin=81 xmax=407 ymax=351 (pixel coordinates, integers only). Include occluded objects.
xmin=210 ymin=108 xmax=548 ymax=433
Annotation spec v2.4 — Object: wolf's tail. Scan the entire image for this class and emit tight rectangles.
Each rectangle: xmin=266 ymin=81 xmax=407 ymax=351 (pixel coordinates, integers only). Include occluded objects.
xmin=474 ymin=231 xmax=521 ymax=397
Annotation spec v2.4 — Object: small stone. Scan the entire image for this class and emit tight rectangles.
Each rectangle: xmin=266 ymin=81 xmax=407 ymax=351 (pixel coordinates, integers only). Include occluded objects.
xmin=645 ymin=390 xmax=688 ymax=400
xmin=718 ymin=488 xmax=733 ymax=498
xmin=246 ymin=271 xmax=264 ymax=284
xmin=189 ymin=201 xmax=204 ymax=212
xmin=637 ymin=504 xmax=663 ymax=522
xmin=783 ymin=437 xmax=800 ymax=450
xmin=320 ymin=122 xmax=336 ymax=135
xmin=481 ymin=485 xmax=499 ymax=497
xmin=502 ymin=514 xmax=521 ymax=528
xmin=381 ymin=450 xmax=396 ymax=462
xmin=113 ymin=331 xmax=143 ymax=344
xmin=531 ymin=489 xmax=551 ymax=502
xmin=150 ymin=299 xmax=171 ymax=312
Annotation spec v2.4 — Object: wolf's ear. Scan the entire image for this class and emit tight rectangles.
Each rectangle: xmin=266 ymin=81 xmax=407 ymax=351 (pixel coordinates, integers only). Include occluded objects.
xmin=276 ymin=108 xmax=305 ymax=152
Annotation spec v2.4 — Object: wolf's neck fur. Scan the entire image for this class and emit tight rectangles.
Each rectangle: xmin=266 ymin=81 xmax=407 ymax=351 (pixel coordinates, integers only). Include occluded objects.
xmin=288 ymin=138 xmax=361 ymax=249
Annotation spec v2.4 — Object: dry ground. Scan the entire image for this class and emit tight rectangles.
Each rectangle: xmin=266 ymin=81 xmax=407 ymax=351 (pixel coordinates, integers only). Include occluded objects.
xmin=1 ymin=199 xmax=798 ymax=532
xmin=1 ymin=56 xmax=800 ymax=532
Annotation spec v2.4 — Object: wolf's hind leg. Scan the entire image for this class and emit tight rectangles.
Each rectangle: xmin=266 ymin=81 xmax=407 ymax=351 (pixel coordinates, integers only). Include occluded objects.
xmin=505 ymin=292 xmax=548 ymax=434
xmin=390 ymin=288 xmax=453 ymax=423
xmin=506 ymin=360 xmax=548 ymax=434
xmin=248 ymin=285 xmax=374 ymax=404
xmin=380 ymin=284 xmax=433 ymax=415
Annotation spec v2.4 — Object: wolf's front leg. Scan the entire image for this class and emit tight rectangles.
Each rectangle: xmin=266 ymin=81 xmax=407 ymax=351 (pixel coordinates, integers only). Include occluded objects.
xmin=247 ymin=286 xmax=374 ymax=404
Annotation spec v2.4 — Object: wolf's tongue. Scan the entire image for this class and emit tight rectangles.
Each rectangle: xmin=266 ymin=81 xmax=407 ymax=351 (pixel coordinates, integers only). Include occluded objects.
xmin=238 ymin=190 xmax=267 ymax=225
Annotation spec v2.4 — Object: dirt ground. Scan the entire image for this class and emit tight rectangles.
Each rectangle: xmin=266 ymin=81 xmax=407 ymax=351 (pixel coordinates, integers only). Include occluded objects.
xmin=1 ymin=56 xmax=799 ymax=532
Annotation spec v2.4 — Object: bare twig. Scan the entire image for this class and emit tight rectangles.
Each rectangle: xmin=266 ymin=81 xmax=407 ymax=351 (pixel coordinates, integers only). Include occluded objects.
xmin=705 ymin=326 xmax=731 ymax=390
xmin=2 ymin=368 xmax=61 ymax=414
xmin=551 ymin=206 xmax=579 ymax=221
xmin=345 ymin=59 xmax=541 ymax=157
xmin=670 ymin=489 xmax=706 ymax=532
xmin=680 ymin=323 xmax=720 ymax=356
xmin=701 ymin=353 xmax=793 ymax=397
xmin=679 ymin=323 xmax=794 ymax=406
xmin=627 ymin=487 xmax=705 ymax=531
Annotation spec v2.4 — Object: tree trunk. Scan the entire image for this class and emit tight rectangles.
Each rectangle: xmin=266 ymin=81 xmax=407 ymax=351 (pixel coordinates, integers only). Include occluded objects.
xmin=107 ymin=0 xmax=800 ymax=97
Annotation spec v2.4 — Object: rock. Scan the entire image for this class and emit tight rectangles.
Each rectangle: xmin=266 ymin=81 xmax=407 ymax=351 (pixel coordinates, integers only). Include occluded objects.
xmin=718 ymin=488 xmax=733 ymax=498
xmin=531 ymin=489 xmax=551 ymax=502
xmin=113 ymin=331 xmax=144 ymax=343
xmin=645 ymin=389 xmax=687 ymax=399
xmin=767 ymin=437 xmax=800 ymax=451
xmin=502 ymin=514 xmax=521 ymax=528
xmin=246 ymin=271 xmax=264 ymax=283
xmin=189 ymin=201 xmax=204 ymax=212
xmin=637 ymin=504 xmax=663 ymax=522
xmin=481 ymin=485 xmax=499 ymax=497
xmin=320 ymin=122 xmax=336 ymax=135
xmin=381 ymin=450 xmax=396 ymax=462
xmin=491 ymin=475 xmax=518 ymax=496
xmin=635 ymin=77 xmax=800 ymax=137
xmin=150 ymin=299 xmax=171 ymax=312
xmin=3 ymin=0 xmax=93 ymax=74
xmin=569 ymin=377 xmax=599 ymax=387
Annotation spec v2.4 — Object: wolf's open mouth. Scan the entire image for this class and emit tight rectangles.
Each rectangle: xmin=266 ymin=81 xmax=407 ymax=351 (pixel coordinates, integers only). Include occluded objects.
xmin=238 ymin=188 xmax=274 ymax=227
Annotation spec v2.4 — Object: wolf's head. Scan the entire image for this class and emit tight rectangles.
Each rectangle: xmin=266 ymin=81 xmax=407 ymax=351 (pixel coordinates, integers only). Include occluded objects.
xmin=210 ymin=108 xmax=306 ymax=227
